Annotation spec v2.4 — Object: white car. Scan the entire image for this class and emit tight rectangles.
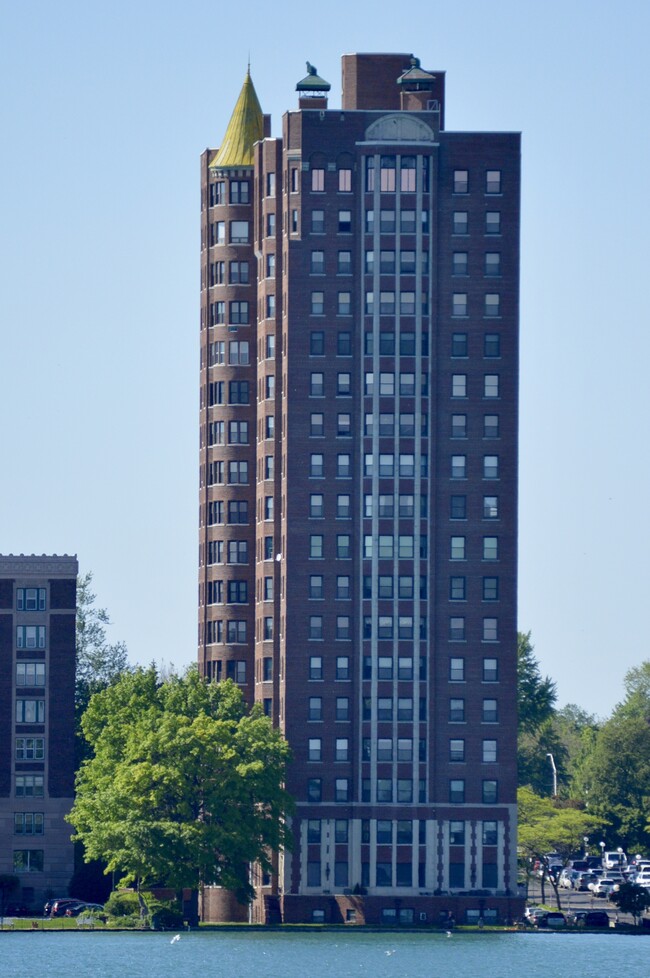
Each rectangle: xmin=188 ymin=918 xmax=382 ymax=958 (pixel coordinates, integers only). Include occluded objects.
xmin=593 ymin=878 xmax=616 ymax=898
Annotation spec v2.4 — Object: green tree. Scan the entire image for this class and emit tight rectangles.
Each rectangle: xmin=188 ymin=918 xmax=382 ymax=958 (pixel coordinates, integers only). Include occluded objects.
xmin=573 ymin=661 xmax=650 ymax=853
xmin=517 ymin=632 xmax=557 ymax=736
xmin=609 ymin=882 xmax=650 ymax=924
xmin=67 ymin=668 xmax=292 ymax=910
xmin=76 ymin=571 xmax=130 ymax=719
xmin=517 ymin=632 xmax=560 ymax=791
xmin=517 ymin=786 xmax=605 ymax=909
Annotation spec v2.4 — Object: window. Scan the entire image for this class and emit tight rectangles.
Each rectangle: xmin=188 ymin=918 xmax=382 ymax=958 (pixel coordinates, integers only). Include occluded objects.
xmin=450 ymin=738 xmax=465 ymax=762
xmin=337 ymin=292 xmax=351 ymax=315
xmin=380 ymin=292 xmax=395 ymax=315
xmin=338 ymin=210 xmax=352 ymax=233
xmin=263 ymin=656 xmax=273 ymax=681
xmin=307 ymin=779 xmax=322 ymax=802
xmin=483 ymin=739 xmax=498 ymax=763
xmin=307 ymin=819 xmax=321 ymax=843
xmin=310 ymin=534 xmax=324 ymax=558
xmin=337 ymin=373 xmax=351 ymax=397
xmin=484 ymin=414 xmax=499 ymax=438
xmin=227 ymin=580 xmax=248 ymax=604
xmin=337 ymin=414 xmax=351 ymax=438
xmin=311 ymin=292 xmax=324 ymax=315
xmin=207 ymin=541 xmax=223 ymax=564
xmin=336 ymin=495 xmax=351 ymax=519
xmin=338 ymin=250 xmax=351 ymax=274
xmin=450 ymin=657 xmax=465 ymax=682
xmin=226 ymin=621 xmax=247 ymax=644
xmin=15 ymin=737 xmax=44 ymax=760
xmin=483 ymin=536 xmax=498 ymax=560
xmin=13 ymin=849 xmax=44 ymax=873
xmin=309 ymin=737 xmax=322 ymax=761
xmin=310 ymin=494 xmax=324 ymax=518
xmin=229 ymin=220 xmax=249 ymax=243
xmin=227 ymin=460 xmax=248 ymax=484
xmin=377 ymin=780 xmax=393 ymax=803
xmin=335 ymin=778 xmax=349 ymax=802
xmin=452 ymin=374 xmax=467 ymax=398
xmin=452 ymin=293 xmax=467 ymax=317
xmin=483 ymin=780 xmax=498 ymax=803
xmin=266 ymin=213 xmax=276 ymax=237
xmin=486 ymin=170 xmax=501 ymax=194
xmin=336 ymin=697 xmax=349 ymax=721
xmin=451 ymin=332 xmax=468 ymax=357
xmin=16 ymin=662 xmax=45 ymax=686
xmin=336 ymin=655 xmax=350 ymax=679
xmin=309 ymin=655 xmax=323 ymax=679
xmin=483 ymin=657 xmax=498 ymax=682
xmin=483 ymin=698 xmax=498 ymax=723
xmin=14 ymin=812 xmax=44 ymax=836
xmin=484 ymin=374 xmax=499 ymax=398
xmin=380 ymin=210 xmax=395 ymax=233
xmin=265 ymin=415 xmax=275 ymax=438
xmin=449 ymin=779 xmax=465 ymax=803
xmin=452 ymin=251 xmax=468 ymax=275
xmin=228 ymin=421 xmax=249 ymax=445
xmin=451 ymin=455 xmax=466 ymax=479
xmin=229 ymin=180 xmax=250 ymax=203
xmin=209 ymin=181 xmax=225 ymax=206
xmin=227 ymin=500 xmax=248 ymax=524
xmin=310 ymin=331 xmax=325 ymax=356
xmin=400 ymin=209 xmax=416 ymax=234
xmin=449 ymin=698 xmax=465 ymax=722
xmin=485 ymin=293 xmax=500 ymax=317
xmin=265 ymin=294 xmax=276 ymax=318
xmin=309 ymin=697 xmax=323 ymax=721
xmin=453 ymin=169 xmax=469 ymax=193
xmin=229 ymin=380 xmax=249 ymax=403
xmin=211 ymin=221 xmax=225 ymax=244
xmin=450 ymin=536 xmax=465 ymax=560
xmin=227 ymin=540 xmax=248 ymax=564
xmin=483 ymin=820 xmax=498 ymax=845
xmin=336 ymin=617 xmax=350 ymax=640
xmin=483 ymin=455 xmax=499 ymax=478
xmin=401 ymin=155 xmax=416 ymax=191
xmin=486 ymin=211 xmax=501 ymax=234
xmin=16 ymin=626 xmax=45 ymax=649
xmin=310 ymin=453 xmax=324 ymax=476
xmin=338 ymin=168 xmax=352 ymax=192
xmin=450 ymin=495 xmax=466 ymax=520
xmin=16 ymin=700 xmax=45 ymax=723
xmin=450 ymin=616 xmax=465 ymax=641
xmin=311 ymin=210 xmax=325 ymax=233
xmin=336 ymin=534 xmax=351 ymax=558
xmin=485 ymin=252 xmax=501 ymax=276
xmin=484 ymin=333 xmax=501 ymax=357
xmin=483 ymin=617 xmax=498 ymax=641
xmin=450 ymin=821 xmax=465 ymax=845
xmin=266 ymin=253 xmax=276 ymax=277
xmin=483 ymin=576 xmax=499 ymax=601
xmin=451 ymin=414 xmax=467 ymax=439
xmin=16 ymin=588 xmax=46 ymax=611
xmin=376 ymin=863 xmax=392 ymax=886
xmin=16 ymin=775 xmax=44 ymax=797
xmin=453 ymin=211 xmax=468 ymax=234
xmin=228 ymin=340 xmax=249 ymax=365
xmin=311 ymin=168 xmax=325 ymax=191
xmin=336 ymin=575 xmax=350 ymax=599
xmin=309 ymin=576 xmax=324 ymax=600
xmin=263 ymin=496 xmax=273 ymax=520
xmin=311 ymin=250 xmax=325 ymax=274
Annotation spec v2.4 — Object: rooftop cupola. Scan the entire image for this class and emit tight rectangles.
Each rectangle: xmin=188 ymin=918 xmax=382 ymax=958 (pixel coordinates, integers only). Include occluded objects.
xmin=210 ymin=69 xmax=264 ymax=170
xmin=397 ymin=55 xmax=436 ymax=111
xmin=296 ymin=62 xmax=331 ymax=110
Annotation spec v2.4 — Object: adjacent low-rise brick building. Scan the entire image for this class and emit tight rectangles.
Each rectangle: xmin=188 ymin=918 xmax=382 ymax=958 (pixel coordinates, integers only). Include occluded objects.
xmin=0 ymin=554 xmax=77 ymax=910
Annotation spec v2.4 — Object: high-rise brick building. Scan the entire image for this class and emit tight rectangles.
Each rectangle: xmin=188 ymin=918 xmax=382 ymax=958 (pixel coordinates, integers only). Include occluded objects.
xmin=199 ymin=52 xmax=521 ymax=925
xmin=0 ymin=554 xmax=77 ymax=910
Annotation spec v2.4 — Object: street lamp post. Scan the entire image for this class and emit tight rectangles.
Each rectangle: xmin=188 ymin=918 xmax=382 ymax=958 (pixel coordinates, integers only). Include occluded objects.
xmin=600 ymin=841 xmax=606 ymax=867
xmin=546 ymin=752 xmax=558 ymax=797
xmin=584 ymin=836 xmax=589 ymax=859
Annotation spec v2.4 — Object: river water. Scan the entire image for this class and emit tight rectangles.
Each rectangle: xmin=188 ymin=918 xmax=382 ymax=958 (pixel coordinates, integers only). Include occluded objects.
xmin=0 ymin=929 xmax=645 ymax=978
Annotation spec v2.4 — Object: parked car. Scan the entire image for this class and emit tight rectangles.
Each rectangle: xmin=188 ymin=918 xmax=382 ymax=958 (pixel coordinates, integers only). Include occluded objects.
xmin=559 ymin=870 xmax=577 ymax=889
xmin=64 ymin=902 xmax=105 ymax=917
xmin=570 ymin=910 xmax=610 ymax=928
xmin=539 ymin=911 xmax=566 ymax=929
xmin=48 ymin=898 xmax=82 ymax=917
xmin=593 ymin=878 xmax=616 ymax=898
xmin=569 ymin=859 xmax=590 ymax=873
xmin=576 ymin=873 xmax=594 ymax=891
xmin=603 ymin=851 xmax=627 ymax=870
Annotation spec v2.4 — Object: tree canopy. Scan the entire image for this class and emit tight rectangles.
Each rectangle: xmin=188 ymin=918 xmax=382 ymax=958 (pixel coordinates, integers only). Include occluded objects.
xmin=67 ymin=667 xmax=292 ymax=904
xmin=76 ymin=571 xmax=130 ymax=717
xmin=517 ymin=786 xmax=605 ymax=908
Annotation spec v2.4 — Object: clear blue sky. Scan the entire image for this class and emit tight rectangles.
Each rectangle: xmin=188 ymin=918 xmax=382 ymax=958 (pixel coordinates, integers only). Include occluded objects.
xmin=1 ymin=0 xmax=648 ymax=718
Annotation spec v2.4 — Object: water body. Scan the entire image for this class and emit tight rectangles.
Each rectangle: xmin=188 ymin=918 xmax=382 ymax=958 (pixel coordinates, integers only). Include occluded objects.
xmin=0 ymin=929 xmax=646 ymax=978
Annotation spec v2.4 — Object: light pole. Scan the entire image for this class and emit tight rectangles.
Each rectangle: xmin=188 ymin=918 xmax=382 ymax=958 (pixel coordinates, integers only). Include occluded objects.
xmin=600 ymin=841 xmax=606 ymax=866
xmin=584 ymin=836 xmax=589 ymax=859
xmin=546 ymin=752 xmax=558 ymax=797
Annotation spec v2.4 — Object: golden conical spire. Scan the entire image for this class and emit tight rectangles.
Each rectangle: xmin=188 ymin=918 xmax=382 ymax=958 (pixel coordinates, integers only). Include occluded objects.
xmin=210 ymin=70 xmax=263 ymax=169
